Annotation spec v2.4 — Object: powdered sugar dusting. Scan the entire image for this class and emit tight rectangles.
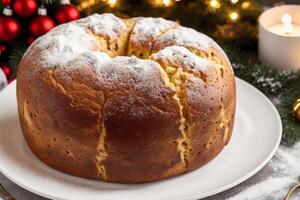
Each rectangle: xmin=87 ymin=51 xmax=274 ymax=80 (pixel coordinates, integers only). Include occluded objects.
xmin=154 ymin=26 xmax=213 ymax=51
xmin=66 ymin=51 xmax=111 ymax=70
xmin=228 ymin=177 xmax=296 ymax=200
xmin=98 ymin=56 xmax=158 ymax=81
xmin=227 ymin=142 xmax=300 ymax=200
xmin=90 ymin=51 xmax=111 ymax=63
xmin=97 ymin=56 xmax=167 ymax=100
xmin=130 ymin=17 xmax=177 ymax=49
xmin=151 ymin=46 xmax=212 ymax=72
xmin=76 ymin=13 xmax=127 ymax=39
xmin=23 ymin=13 xmax=220 ymax=77
xmin=26 ymin=23 xmax=98 ymax=67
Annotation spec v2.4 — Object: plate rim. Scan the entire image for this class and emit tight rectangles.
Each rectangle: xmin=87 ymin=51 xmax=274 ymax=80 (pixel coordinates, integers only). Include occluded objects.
xmin=0 ymin=77 xmax=282 ymax=200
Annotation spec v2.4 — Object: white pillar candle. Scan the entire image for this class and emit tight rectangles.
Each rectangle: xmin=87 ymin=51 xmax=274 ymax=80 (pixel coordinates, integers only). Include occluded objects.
xmin=259 ymin=5 xmax=300 ymax=70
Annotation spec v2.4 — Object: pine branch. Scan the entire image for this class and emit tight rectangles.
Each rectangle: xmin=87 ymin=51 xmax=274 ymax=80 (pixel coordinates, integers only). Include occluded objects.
xmin=223 ymin=44 xmax=300 ymax=95
xmin=40 ymin=0 xmax=58 ymax=4
xmin=9 ymin=44 xmax=28 ymax=76
xmin=277 ymin=92 xmax=300 ymax=146
xmin=277 ymin=71 xmax=300 ymax=146
xmin=236 ymin=64 xmax=300 ymax=95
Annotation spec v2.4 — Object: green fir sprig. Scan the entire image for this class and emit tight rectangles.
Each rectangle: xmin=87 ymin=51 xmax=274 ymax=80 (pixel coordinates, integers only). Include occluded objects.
xmin=277 ymin=95 xmax=300 ymax=146
xmin=9 ymin=43 xmax=27 ymax=77
xmin=40 ymin=0 xmax=58 ymax=4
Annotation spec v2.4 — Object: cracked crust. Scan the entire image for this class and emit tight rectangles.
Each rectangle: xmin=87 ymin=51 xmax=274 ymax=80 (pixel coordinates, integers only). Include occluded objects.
xmin=17 ymin=13 xmax=236 ymax=183
xmin=127 ymin=17 xmax=178 ymax=59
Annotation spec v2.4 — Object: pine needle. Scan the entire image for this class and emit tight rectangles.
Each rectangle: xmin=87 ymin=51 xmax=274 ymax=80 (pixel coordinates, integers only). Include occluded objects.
xmin=41 ymin=0 xmax=58 ymax=4
xmin=9 ymin=44 xmax=28 ymax=76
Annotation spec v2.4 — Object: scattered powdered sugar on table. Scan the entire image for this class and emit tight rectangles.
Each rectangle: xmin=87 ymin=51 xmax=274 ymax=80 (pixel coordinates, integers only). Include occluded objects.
xmin=227 ymin=142 xmax=300 ymax=200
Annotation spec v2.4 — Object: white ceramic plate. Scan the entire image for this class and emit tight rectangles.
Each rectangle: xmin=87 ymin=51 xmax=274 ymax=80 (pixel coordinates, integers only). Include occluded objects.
xmin=0 ymin=78 xmax=282 ymax=200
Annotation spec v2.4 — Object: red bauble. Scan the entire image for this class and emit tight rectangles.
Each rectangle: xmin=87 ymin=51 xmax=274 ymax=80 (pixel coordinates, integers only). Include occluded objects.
xmin=54 ymin=4 xmax=80 ymax=24
xmin=0 ymin=16 xmax=20 ymax=42
xmin=2 ymin=0 xmax=11 ymax=6
xmin=29 ymin=16 xmax=55 ymax=38
xmin=12 ymin=0 xmax=38 ymax=17
xmin=1 ymin=65 xmax=12 ymax=77
xmin=0 ymin=44 xmax=7 ymax=53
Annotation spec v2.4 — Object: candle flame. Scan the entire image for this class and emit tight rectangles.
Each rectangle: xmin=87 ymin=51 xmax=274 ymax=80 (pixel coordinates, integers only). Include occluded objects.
xmin=282 ymin=14 xmax=293 ymax=34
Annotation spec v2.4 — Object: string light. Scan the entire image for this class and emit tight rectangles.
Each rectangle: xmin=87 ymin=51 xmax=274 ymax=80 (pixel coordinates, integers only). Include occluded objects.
xmin=80 ymin=1 xmax=89 ymax=9
xmin=149 ymin=0 xmax=173 ymax=7
xmin=78 ymin=0 xmax=101 ymax=10
xmin=78 ymin=0 xmax=120 ymax=10
xmin=107 ymin=0 xmax=117 ymax=7
xmin=230 ymin=0 xmax=239 ymax=4
xmin=229 ymin=11 xmax=239 ymax=22
xmin=163 ymin=0 xmax=171 ymax=7
xmin=209 ymin=0 xmax=220 ymax=9
xmin=241 ymin=1 xmax=251 ymax=9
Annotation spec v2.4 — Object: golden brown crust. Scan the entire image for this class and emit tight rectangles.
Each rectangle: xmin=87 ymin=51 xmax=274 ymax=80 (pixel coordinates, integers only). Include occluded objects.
xmin=150 ymin=45 xmax=235 ymax=173
xmin=17 ymin=13 xmax=236 ymax=183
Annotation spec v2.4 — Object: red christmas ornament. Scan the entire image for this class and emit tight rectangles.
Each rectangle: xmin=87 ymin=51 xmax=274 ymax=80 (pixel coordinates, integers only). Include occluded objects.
xmin=1 ymin=65 xmax=12 ymax=77
xmin=0 ymin=15 xmax=20 ymax=42
xmin=54 ymin=0 xmax=80 ymax=24
xmin=29 ymin=16 xmax=55 ymax=38
xmin=12 ymin=0 xmax=38 ymax=17
xmin=2 ymin=0 xmax=11 ymax=6
xmin=29 ymin=7 xmax=55 ymax=38
xmin=0 ymin=44 xmax=7 ymax=53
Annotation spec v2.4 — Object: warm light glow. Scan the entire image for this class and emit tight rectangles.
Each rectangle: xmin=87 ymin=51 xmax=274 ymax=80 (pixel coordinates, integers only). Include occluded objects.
xmin=282 ymin=14 xmax=293 ymax=34
xmin=210 ymin=0 xmax=220 ymax=9
xmin=150 ymin=0 xmax=173 ymax=7
xmin=163 ymin=0 xmax=171 ymax=7
xmin=107 ymin=0 xmax=117 ymax=7
xmin=241 ymin=1 xmax=250 ymax=9
xmin=78 ymin=0 xmax=100 ymax=10
xmin=230 ymin=0 xmax=238 ymax=4
xmin=80 ymin=1 xmax=89 ymax=9
xmin=229 ymin=11 xmax=239 ymax=22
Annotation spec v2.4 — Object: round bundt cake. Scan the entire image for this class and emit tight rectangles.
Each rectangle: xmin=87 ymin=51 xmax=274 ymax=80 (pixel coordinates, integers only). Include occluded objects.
xmin=17 ymin=13 xmax=236 ymax=183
